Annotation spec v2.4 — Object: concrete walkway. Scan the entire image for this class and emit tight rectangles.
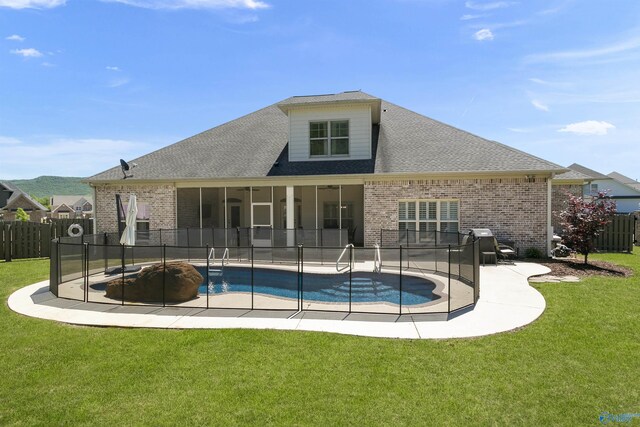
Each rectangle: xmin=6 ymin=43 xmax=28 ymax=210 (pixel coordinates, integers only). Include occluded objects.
xmin=7 ymin=263 xmax=549 ymax=339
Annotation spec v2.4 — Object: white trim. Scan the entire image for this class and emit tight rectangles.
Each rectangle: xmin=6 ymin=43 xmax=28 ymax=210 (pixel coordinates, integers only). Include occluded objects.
xmin=308 ymin=119 xmax=350 ymax=158
xmin=398 ymin=199 xmax=460 ymax=233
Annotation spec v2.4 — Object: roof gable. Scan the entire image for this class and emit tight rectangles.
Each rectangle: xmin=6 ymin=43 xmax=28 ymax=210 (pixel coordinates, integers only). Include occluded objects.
xmin=608 ymin=172 xmax=640 ymax=191
xmin=567 ymin=163 xmax=610 ymax=180
xmin=0 ymin=181 xmax=48 ymax=211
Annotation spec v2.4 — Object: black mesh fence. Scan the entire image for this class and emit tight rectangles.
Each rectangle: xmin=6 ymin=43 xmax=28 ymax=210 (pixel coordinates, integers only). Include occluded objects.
xmin=50 ymin=229 xmax=479 ymax=315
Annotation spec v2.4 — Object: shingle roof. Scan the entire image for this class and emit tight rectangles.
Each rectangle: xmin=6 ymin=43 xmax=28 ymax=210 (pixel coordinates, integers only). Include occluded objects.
xmin=0 ymin=181 xmax=48 ymax=211
xmin=567 ymin=163 xmax=610 ymax=180
xmin=88 ymin=92 xmax=564 ymax=182
xmin=553 ymin=169 xmax=591 ymax=181
xmin=607 ymin=172 xmax=640 ymax=191
xmin=50 ymin=195 xmax=93 ymax=209
xmin=374 ymin=101 xmax=563 ymax=173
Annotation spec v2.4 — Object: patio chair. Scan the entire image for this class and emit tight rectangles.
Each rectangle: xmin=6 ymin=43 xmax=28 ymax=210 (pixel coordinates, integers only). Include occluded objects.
xmin=493 ymin=238 xmax=516 ymax=262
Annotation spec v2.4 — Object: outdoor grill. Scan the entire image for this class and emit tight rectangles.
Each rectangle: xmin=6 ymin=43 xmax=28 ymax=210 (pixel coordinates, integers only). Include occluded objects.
xmin=469 ymin=228 xmax=517 ymax=265
xmin=469 ymin=228 xmax=498 ymax=265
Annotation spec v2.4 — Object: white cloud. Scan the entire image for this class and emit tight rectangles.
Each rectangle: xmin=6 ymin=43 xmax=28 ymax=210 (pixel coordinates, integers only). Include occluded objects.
xmin=529 ymin=78 xmax=548 ymax=85
xmin=0 ymin=136 xmax=22 ymax=145
xmin=108 ymin=77 xmax=130 ymax=88
xmin=0 ymin=136 xmax=153 ymax=179
xmin=558 ymin=121 xmax=615 ymax=135
xmin=10 ymin=47 xmax=43 ymax=57
xmin=106 ymin=66 xmax=121 ymax=71
xmin=101 ymin=0 xmax=270 ymax=10
xmin=41 ymin=61 xmax=56 ymax=67
xmin=5 ymin=34 xmax=25 ymax=41
xmin=469 ymin=19 xmax=527 ymax=30
xmin=473 ymin=28 xmax=494 ymax=41
xmin=0 ymin=0 xmax=65 ymax=9
xmin=531 ymin=99 xmax=549 ymax=111
xmin=465 ymin=1 xmax=515 ymax=11
xmin=460 ymin=13 xmax=487 ymax=21
xmin=526 ymin=36 xmax=640 ymax=63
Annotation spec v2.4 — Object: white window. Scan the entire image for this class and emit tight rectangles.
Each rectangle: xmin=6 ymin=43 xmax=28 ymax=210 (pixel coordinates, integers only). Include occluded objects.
xmin=398 ymin=200 xmax=459 ymax=234
xmin=58 ymin=212 xmax=69 ymax=219
xmin=309 ymin=120 xmax=349 ymax=157
xmin=590 ymin=183 xmax=598 ymax=194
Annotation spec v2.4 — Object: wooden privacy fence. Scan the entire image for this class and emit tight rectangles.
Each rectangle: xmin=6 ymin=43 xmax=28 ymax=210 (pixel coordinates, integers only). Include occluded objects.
xmin=1 ymin=219 xmax=93 ymax=261
xmin=595 ymin=214 xmax=636 ymax=253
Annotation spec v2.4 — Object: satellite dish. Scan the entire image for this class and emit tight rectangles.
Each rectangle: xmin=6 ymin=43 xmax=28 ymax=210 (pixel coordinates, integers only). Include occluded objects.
xmin=120 ymin=159 xmax=136 ymax=179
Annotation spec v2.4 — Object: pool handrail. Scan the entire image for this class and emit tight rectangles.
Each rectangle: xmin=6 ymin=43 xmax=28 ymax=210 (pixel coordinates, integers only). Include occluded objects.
xmin=208 ymin=247 xmax=230 ymax=266
xmin=336 ymin=243 xmax=354 ymax=272
xmin=374 ymin=243 xmax=382 ymax=273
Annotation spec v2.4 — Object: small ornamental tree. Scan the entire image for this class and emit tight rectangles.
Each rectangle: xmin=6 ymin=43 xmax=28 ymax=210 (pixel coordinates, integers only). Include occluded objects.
xmin=16 ymin=208 xmax=30 ymax=222
xmin=559 ymin=191 xmax=616 ymax=264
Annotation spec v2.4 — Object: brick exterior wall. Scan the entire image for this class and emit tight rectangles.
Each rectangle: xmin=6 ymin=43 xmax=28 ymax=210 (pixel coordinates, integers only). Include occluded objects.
xmin=94 ymin=184 xmax=176 ymax=233
xmin=363 ymin=177 xmax=549 ymax=253
xmin=551 ymin=184 xmax=583 ymax=235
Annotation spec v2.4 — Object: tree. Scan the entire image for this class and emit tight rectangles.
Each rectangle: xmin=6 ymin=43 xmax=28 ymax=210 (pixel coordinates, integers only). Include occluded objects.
xmin=33 ymin=196 xmax=51 ymax=210
xmin=559 ymin=191 xmax=616 ymax=264
xmin=15 ymin=208 xmax=30 ymax=222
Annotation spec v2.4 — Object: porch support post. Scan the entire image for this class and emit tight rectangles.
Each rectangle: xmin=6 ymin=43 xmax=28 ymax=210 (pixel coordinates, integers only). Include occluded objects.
xmin=286 ymin=186 xmax=295 ymax=246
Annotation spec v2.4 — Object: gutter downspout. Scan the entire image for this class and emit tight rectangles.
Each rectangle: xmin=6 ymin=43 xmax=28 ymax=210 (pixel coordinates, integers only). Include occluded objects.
xmin=547 ymin=173 xmax=554 ymax=257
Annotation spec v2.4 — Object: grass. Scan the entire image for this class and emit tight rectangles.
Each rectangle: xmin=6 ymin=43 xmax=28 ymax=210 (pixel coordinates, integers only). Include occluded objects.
xmin=1 ymin=250 xmax=639 ymax=426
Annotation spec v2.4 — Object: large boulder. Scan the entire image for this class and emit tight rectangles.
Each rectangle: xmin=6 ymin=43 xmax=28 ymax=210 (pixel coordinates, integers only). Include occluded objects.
xmin=105 ymin=261 xmax=203 ymax=303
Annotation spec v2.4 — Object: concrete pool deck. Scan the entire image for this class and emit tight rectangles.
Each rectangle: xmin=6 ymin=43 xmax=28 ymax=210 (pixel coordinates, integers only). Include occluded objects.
xmin=7 ymin=262 xmax=549 ymax=339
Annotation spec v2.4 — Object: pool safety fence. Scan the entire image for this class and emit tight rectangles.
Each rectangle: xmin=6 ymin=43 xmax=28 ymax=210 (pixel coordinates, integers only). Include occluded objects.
xmin=59 ymin=227 xmax=352 ymax=249
xmin=50 ymin=231 xmax=480 ymax=316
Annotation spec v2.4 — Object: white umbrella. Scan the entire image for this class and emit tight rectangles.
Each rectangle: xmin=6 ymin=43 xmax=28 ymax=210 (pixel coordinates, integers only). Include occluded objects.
xmin=120 ymin=194 xmax=138 ymax=246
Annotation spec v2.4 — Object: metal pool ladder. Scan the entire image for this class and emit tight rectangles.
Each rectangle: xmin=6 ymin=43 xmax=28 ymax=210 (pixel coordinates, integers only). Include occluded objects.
xmin=208 ymin=247 xmax=230 ymax=276
xmin=336 ymin=243 xmax=354 ymax=271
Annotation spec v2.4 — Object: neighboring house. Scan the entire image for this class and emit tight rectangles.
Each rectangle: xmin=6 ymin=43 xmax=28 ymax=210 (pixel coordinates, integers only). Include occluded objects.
xmin=0 ymin=181 xmax=48 ymax=222
xmin=566 ymin=164 xmax=640 ymax=213
xmin=607 ymin=171 xmax=640 ymax=196
xmin=87 ymin=91 xmax=567 ymax=253
xmin=49 ymin=195 xmax=94 ymax=219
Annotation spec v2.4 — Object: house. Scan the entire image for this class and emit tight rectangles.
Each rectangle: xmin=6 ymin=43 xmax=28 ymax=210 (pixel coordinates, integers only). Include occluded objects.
xmin=565 ymin=164 xmax=640 ymax=213
xmin=49 ymin=195 xmax=94 ymax=219
xmin=87 ymin=91 xmax=567 ymax=253
xmin=0 ymin=181 xmax=48 ymax=222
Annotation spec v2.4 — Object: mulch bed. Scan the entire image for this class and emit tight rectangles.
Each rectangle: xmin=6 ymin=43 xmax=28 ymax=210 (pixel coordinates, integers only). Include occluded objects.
xmin=522 ymin=257 xmax=633 ymax=278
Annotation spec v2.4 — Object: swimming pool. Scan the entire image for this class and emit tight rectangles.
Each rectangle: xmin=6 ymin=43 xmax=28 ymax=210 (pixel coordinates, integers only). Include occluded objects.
xmin=197 ymin=266 xmax=438 ymax=305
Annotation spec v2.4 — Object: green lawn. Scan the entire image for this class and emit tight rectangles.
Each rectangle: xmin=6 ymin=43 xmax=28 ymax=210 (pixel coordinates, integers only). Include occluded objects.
xmin=1 ymin=251 xmax=639 ymax=426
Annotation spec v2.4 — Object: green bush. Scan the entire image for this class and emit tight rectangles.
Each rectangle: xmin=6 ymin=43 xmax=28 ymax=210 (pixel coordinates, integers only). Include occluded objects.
xmin=525 ymin=247 xmax=543 ymax=259
xmin=15 ymin=208 xmax=30 ymax=222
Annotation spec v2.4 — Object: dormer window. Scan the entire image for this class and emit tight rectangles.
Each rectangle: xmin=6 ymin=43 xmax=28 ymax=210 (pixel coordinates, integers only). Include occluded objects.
xmin=309 ymin=120 xmax=349 ymax=157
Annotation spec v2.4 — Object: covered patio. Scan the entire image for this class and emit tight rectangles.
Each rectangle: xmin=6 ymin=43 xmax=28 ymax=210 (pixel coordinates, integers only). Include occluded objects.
xmin=176 ymin=184 xmax=364 ymax=246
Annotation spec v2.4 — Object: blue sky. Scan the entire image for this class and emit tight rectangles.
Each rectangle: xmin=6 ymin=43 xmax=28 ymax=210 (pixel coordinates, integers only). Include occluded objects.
xmin=1 ymin=0 xmax=639 ymax=180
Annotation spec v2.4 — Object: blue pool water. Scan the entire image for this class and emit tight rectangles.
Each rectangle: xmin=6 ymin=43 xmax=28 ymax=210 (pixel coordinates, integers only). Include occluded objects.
xmin=197 ymin=266 xmax=438 ymax=305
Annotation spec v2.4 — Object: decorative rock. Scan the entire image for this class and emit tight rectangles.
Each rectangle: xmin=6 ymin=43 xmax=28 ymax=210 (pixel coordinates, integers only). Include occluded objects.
xmin=105 ymin=261 xmax=203 ymax=303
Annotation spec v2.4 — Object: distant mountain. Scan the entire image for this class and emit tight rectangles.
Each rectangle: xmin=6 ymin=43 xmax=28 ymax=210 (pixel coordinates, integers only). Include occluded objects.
xmin=5 ymin=176 xmax=91 ymax=198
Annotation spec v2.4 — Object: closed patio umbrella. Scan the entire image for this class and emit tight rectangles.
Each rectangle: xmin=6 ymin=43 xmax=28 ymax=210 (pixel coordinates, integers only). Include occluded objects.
xmin=119 ymin=194 xmax=138 ymax=246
